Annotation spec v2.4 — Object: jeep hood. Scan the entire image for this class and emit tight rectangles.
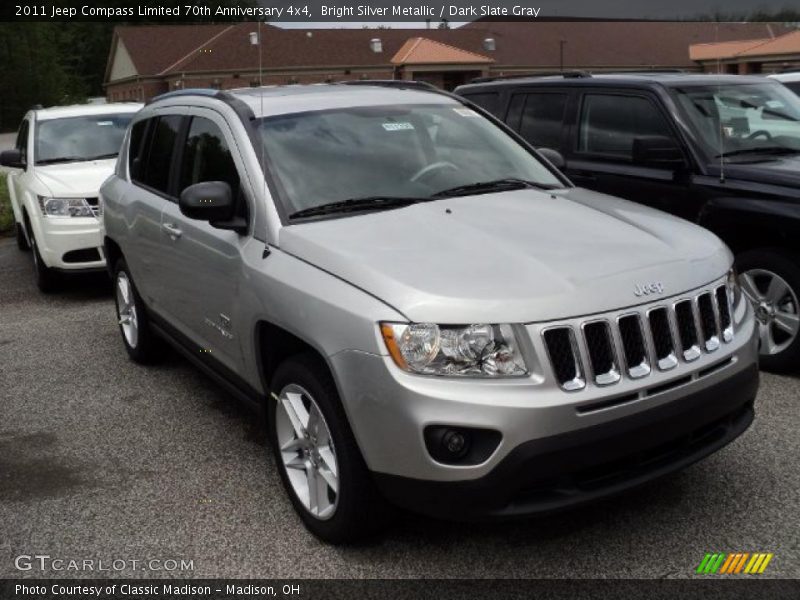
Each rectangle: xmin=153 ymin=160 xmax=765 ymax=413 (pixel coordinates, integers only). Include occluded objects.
xmin=279 ymin=188 xmax=732 ymax=324
xmin=35 ymin=159 xmax=117 ymax=197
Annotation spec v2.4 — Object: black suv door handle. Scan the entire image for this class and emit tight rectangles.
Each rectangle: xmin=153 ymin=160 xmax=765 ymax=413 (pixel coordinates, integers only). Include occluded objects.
xmin=572 ymin=171 xmax=597 ymax=182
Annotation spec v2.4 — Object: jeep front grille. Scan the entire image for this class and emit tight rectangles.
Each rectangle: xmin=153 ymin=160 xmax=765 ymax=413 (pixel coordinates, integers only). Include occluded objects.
xmin=542 ymin=284 xmax=734 ymax=392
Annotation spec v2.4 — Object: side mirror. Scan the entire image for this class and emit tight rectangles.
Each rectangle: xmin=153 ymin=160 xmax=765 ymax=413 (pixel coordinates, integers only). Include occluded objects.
xmin=632 ymin=136 xmax=684 ymax=167
xmin=179 ymin=181 xmax=247 ymax=234
xmin=537 ymin=147 xmax=565 ymax=169
xmin=0 ymin=149 xmax=25 ymax=169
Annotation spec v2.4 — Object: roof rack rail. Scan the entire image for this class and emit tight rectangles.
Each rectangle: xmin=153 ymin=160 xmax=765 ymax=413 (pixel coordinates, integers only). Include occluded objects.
xmin=469 ymin=70 xmax=591 ymax=84
xmin=147 ymin=88 xmax=222 ymax=104
xmin=595 ymin=69 xmax=689 ymax=74
xmin=338 ymin=79 xmax=439 ymax=91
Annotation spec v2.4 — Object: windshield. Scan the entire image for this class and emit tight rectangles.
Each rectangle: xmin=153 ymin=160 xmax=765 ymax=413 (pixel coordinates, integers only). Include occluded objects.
xmin=256 ymin=103 xmax=563 ymax=216
xmin=35 ymin=114 xmax=134 ymax=165
xmin=672 ymin=82 xmax=800 ymax=161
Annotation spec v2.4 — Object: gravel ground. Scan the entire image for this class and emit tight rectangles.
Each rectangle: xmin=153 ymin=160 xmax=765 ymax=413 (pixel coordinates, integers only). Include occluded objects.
xmin=0 ymin=236 xmax=798 ymax=580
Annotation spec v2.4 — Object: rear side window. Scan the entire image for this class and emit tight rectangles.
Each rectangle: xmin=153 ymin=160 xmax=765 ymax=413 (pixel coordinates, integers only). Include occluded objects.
xmin=785 ymin=82 xmax=800 ymax=96
xmin=578 ymin=94 xmax=672 ymax=158
xmin=461 ymin=92 xmax=500 ymax=117
xmin=518 ymin=93 xmax=568 ymax=149
xmin=178 ymin=117 xmax=240 ymax=199
xmin=128 ymin=120 xmax=148 ymax=180
xmin=137 ymin=115 xmax=182 ymax=194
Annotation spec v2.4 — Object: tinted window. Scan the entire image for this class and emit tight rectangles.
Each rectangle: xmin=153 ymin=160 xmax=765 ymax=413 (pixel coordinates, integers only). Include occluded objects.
xmin=784 ymin=82 xmax=800 ymax=96
xmin=139 ymin=115 xmax=182 ymax=194
xmin=579 ymin=94 xmax=672 ymax=158
xmin=34 ymin=114 xmax=133 ymax=165
xmin=128 ymin=119 xmax=148 ymax=181
xmin=462 ymin=93 xmax=500 ymax=117
xmin=179 ymin=117 xmax=240 ymax=199
xmin=519 ymin=93 xmax=568 ymax=149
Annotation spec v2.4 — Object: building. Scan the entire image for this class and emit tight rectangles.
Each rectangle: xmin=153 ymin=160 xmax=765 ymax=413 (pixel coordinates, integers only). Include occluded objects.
xmin=690 ymin=28 xmax=800 ymax=73
xmin=104 ymin=21 xmax=778 ymax=102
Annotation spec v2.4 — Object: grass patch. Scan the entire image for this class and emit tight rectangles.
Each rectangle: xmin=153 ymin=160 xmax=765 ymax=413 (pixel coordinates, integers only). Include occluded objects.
xmin=0 ymin=172 xmax=14 ymax=235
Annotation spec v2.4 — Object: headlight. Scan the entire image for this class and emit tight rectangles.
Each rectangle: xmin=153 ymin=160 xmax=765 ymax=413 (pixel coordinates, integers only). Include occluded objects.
xmin=38 ymin=196 xmax=94 ymax=218
xmin=380 ymin=322 xmax=528 ymax=377
xmin=728 ymin=267 xmax=742 ymax=307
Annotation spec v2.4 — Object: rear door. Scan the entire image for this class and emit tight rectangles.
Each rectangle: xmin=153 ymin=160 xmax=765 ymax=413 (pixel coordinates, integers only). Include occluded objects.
xmin=125 ymin=112 xmax=185 ymax=308
xmin=562 ymin=90 xmax=698 ymax=220
xmin=157 ymin=108 xmax=251 ymax=374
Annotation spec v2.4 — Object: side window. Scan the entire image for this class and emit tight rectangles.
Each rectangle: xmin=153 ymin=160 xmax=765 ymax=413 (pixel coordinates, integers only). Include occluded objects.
xmin=505 ymin=94 xmax=525 ymax=130
xmin=178 ymin=117 xmax=240 ymax=200
xmin=128 ymin=119 xmax=148 ymax=181
xmin=578 ymin=94 xmax=672 ymax=159
xmin=138 ymin=115 xmax=182 ymax=194
xmin=461 ymin=93 xmax=500 ymax=117
xmin=15 ymin=120 xmax=29 ymax=161
xmin=518 ymin=93 xmax=568 ymax=149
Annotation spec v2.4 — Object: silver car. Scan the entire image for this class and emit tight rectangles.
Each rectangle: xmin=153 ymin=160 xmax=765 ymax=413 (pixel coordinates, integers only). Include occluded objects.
xmin=102 ymin=83 xmax=759 ymax=544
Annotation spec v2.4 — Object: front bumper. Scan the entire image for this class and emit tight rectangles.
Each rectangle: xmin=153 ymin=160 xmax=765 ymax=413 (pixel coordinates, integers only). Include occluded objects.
xmin=330 ymin=293 xmax=759 ymax=519
xmin=32 ymin=216 xmax=105 ymax=271
xmin=373 ymin=363 xmax=757 ymax=519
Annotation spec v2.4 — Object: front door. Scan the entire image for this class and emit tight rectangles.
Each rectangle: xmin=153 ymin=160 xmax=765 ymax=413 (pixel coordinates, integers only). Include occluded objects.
xmin=563 ymin=91 xmax=699 ymax=222
xmin=158 ymin=108 xmax=251 ymax=374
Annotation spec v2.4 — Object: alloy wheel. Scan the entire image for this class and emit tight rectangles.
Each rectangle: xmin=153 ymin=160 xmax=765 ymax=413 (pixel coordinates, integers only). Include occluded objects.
xmin=740 ymin=268 xmax=800 ymax=356
xmin=116 ymin=271 xmax=139 ymax=349
xmin=275 ymin=383 xmax=339 ymax=520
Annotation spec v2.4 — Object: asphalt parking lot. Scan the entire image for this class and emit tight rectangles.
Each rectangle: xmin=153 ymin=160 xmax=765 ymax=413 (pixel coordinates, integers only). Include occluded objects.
xmin=0 ymin=235 xmax=798 ymax=579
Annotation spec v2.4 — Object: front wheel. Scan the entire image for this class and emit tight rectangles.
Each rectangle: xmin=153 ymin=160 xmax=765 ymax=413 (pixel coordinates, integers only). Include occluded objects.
xmin=268 ymin=354 xmax=390 ymax=544
xmin=16 ymin=223 xmax=30 ymax=251
xmin=29 ymin=231 xmax=59 ymax=293
xmin=737 ymin=249 xmax=800 ymax=373
xmin=113 ymin=259 xmax=163 ymax=364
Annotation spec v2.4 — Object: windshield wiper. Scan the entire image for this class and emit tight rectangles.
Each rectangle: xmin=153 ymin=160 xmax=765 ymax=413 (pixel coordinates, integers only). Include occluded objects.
xmin=716 ymin=146 xmax=800 ymax=159
xmin=432 ymin=177 xmax=557 ymax=198
xmin=86 ymin=152 xmax=119 ymax=160
xmin=289 ymin=196 xmax=432 ymax=219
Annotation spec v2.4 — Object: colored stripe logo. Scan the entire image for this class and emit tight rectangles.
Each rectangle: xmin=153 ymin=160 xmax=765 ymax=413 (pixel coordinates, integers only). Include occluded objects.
xmin=696 ymin=552 xmax=774 ymax=574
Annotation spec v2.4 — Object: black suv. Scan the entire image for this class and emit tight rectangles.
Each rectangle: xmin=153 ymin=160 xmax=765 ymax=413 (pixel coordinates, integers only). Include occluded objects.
xmin=457 ymin=73 xmax=800 ymax=372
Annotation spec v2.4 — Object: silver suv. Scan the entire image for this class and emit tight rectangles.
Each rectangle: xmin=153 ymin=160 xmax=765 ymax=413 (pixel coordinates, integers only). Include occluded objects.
xmin=102 ymin=84 xmax=760 ymax=544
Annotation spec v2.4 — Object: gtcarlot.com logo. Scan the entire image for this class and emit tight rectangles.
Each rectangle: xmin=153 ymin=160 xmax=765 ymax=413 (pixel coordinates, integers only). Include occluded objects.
xmin=696 ymin=552 xmax=774 ymax=575
xmin=14 ymin=555 xmax=194 ymax=572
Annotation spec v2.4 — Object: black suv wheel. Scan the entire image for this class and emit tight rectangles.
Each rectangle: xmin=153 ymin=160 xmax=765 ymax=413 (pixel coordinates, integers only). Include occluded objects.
xmin=738 ymin=249 xmax=800 ymax=373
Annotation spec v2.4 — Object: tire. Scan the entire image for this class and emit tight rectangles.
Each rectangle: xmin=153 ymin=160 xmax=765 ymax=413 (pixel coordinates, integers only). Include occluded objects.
xmin=16 ymin=222 xmax=30 ymax=251
xmin=268 ymin=353 xmax=390 ymax=544
xmin=113 ymin=258 xmax=164 ymax=364
xmin=29 ymin=231 xmax=59 ymax=293
xmin=737 ymin=248 xmax=800 ymax=373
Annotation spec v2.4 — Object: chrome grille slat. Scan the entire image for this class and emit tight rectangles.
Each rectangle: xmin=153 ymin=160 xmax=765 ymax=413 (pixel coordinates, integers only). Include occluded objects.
xmin=715 ymin=285 xmax=734 ymax=342
xmin=697 ymin=292 xmax=720 ymax=352
xmin=583 ymin=321 xmax=621 ymax=386
xmin=541 ymin=280 xmax=736 ymax=392
xmin=648 ymin=307 xmax=678 ymax=370
xmin=543 ymin=327 xmax=586 ymax=391
xmin=617 ymin=314 xmax=651 ymax=379
xmin=674 ymin=299 xmax=701 ymax=362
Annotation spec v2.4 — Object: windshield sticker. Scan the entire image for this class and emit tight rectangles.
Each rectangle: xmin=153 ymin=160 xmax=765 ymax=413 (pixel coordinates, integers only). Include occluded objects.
xmin=96 ymin=121 xmax=113 ymax=126
xmin=765 ymin=100 xmax=784 ymax=109
xmin=382 ymin=122 xmax=414 ymax=131
xmin=453 ymin=108 xmax=479 ymax=117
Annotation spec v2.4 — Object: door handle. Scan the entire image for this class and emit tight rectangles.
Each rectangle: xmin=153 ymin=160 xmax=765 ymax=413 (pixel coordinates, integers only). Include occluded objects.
xmin=162 ymin=222 xmax=182 ymax=239
xmin=572 ymin=170 xmax=597 ymax=182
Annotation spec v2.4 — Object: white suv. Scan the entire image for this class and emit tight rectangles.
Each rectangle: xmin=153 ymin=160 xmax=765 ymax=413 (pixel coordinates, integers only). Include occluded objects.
xmin=768 ymin=71 xmax=800 ymax=96
xmin=1 ymin=103 xmax=141 ymax=291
